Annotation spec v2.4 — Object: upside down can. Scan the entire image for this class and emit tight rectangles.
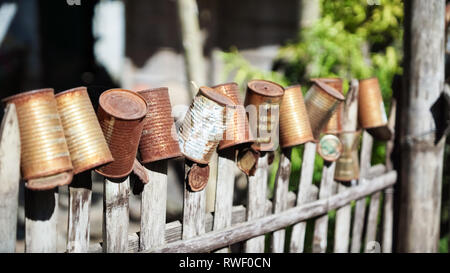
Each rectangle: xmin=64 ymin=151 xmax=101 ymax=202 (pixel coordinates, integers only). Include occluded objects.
xmin=2 ymin=88 xmax=73 ymax=181
xmin=55 ymin=87 xmax=113 ymax=174
xmin=137 ymin=87 xmax=182 ymax=163
xmin=279 ymin=85 xmax=314 ymax=148
xmin=95 ymin=89 xmax=148 ymax=179
xmin=244 ymin=79 xmax=284 ymax=152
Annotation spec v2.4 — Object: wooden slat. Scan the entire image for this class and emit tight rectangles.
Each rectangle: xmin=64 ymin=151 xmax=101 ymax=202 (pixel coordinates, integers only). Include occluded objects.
xmin=205 ymin=151 xmax=218 ymax=213
xmin=139 ymin=160 xmax=168 ymax=251
xmin=102 ymin=177 xmax=130 ymax=253
xmin=290 ymin=142 xmax=316 ymax=253
xmin=0 ymin=104 xmax=21 ymax=253
xmin=182 ymin=162 xmax=206 ymax=239
xmin=66 ymin=171 xmax=92 ymax=253
xmin=271 ymin=148 xmax=292 ymax=253
xmin=213 ymin=148 xmax=236 ymax=253
xmin=25 ymin=189 xmax=59 ymax=253
xmin=244 ymin=153 xmax=269 ymax=253
xmin=147 ymin=171 xmax=397 ymax=253
xmin=364 ymin=191 xmax=381 ymax=252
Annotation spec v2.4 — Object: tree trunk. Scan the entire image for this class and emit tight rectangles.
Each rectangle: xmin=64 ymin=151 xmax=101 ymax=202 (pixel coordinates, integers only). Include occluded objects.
xmin=397 ymin=0 xmax=446 ymax=253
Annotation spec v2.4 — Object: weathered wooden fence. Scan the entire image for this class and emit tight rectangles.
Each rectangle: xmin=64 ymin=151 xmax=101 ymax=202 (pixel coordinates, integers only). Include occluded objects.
xmin=0 ymin=96 xmax=397 ymax=254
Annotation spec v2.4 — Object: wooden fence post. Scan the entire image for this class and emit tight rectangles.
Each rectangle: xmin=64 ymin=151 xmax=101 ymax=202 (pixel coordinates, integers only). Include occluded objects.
xmin=103 ymin=177 xmax=130 ymax=253
xmin=244 ymin=153 xmax=269 ymax=253
xmin=398 ymin=0 xmax=445 ymax=252
xmin=139 ymin=160 xmax=168 ymax=251
xmin=0 ymin=104 xmax=21 ymax=253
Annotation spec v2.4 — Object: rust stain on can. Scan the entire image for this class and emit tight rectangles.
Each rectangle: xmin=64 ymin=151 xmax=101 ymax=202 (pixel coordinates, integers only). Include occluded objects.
xmin=334 ymin=130 xmax=361 ymax=182
xmin=358 ymin=77 xmax=392 ymax=140
xmin=26 ymin=171 xmax=73 ymax=191
xmin=95 ymin=89 xmax=148 ymax=179
xmin=137 ymin=87 xmax=182 ymax=163
xmin=178 ymin=86 xmax=235 ymax=164
xmin=187 ymin=163 xmax=210 ymax=192
xmin=244 ymin=79 xmax=284 ymax=152
xmin=2 ymin=88 xmax=73 ymax=183
xmin=279 ymin=85 xmax=314 ymax=148
xmin=211 ymin=82 xmax=254 ymax=150
xmin=317 ymin=134 xmax=343 ymax=162
xmin=55 ymin=87 xmax=113 ymax=174
xmin=304 ymin=79 xmax=345 ymax=140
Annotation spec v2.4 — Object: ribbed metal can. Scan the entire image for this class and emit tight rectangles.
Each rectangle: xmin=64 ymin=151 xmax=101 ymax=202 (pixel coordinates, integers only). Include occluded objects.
xmin=2 ymin=88 xmax=73 ymax=180
xmin=55 ymin=87 xmax=113 ymax=174
xmin=304 ymin=79 xmax=345 ymax=140
xmin=244 ymin=79 xmax=284 ymax=152
xmin=311 ymin=78 xmax=344 ymax=134
xmin=279 ymin=85 xmax=314 ymax=148
xmin=334 ymin=130 xmax=361 ymax=182
xmin=211 ymin=82 xmax=254 ymax=150
xmin=137 ymin=87 xmax=182 ymax=163
xmin=178 ymin=86 xmax=235 ymax=164
xmin=358 ymin=77 xmax=392 ymax=140
xmin=95 ymin=89 xmax=148 ymax=179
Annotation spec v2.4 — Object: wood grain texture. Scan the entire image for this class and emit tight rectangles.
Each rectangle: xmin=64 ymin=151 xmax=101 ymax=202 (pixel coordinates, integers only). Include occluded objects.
xmin=205 ymin=151 xmax=218 ymax=213
xmin=25 ymin=189 xmax=59 ymax=253
xmin=66 ymin=171 xmax=92 ymax=253
xmin=146 ymin=171 xmax=397 ymax=253
xmin=398 ymin=0 xmax=445 ymax=252
xmin=140 ymin=160 xmax=168 ymax=251
xmin=271 ymin=149 xmax=292 ymax=253
xmin=214 ymin=149 xmax=236 ymax=253
xmin=103 ymin=177 xmax=130 ymax=253
xmin=244 ymin=153 xmax=269 ymax=253
xmin=0 ymin=104 xmax=20 ymax=253
xmin=290 ymin=142 xmax=316 ymax=253
xmin=183 ymin=162 xmax=206 ymax=239
xmin=364 ymin=191 xmax=380 ymax=252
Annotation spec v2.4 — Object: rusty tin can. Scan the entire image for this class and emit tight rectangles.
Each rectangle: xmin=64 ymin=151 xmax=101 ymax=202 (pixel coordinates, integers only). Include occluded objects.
xmin=211 ymin=82 xmax=254 ymax=150
xmin=311 ymin=78 xmax=344 ymax=134
xmin=244 ymin=79 xmax=284 ymax=152
xmin=279 ymin=85 xmax=314 ymax=148
xmin=358 ymin=77 xmax=392 ymax=141
xmin=2 ymin=88 xmax=73 ymax=181
xmin=55 ymin=87 xmax=113 ymax=174
xmin=304 ymin=79 xmax=345 ymax=140
xmin=317 ymin=134 xmax=343 ymax=162
xmin=178 ymin=86 xmax=235 ymax=164
xmin=95 ymin=89 xmax=148 ymax=179
xmin=334 ymin=130 xmax=361 ymax=182
xmin=137 ymin=87 xmax=182 ymax=163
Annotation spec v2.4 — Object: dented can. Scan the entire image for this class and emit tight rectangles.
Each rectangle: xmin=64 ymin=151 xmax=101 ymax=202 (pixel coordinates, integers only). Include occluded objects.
xmin=311 ymin=78 xmax=344 ymax=134
xmin=304 ymin=79 xmax=345 ymax=140
xmin=95 ymin=89 xmax=148 ymax=179
xmin=244 ymin=79 xmax=284 ymax=151
xmin=334 ymin=130 xmax=361 ymax=182
xmin=358 ymin=77 xmax=392 ymax=141
xmin=137 ymin=87 xmax=182 ymax=163
xmin=279 ymin=85 xmax=314 ymax=148
xmin=211 ymin=82 xmax=254 ymax=150
xmin=2 ymin=88 xmax=73 ymax=181
xmin=178 ymin=86 xmax=235 ymax=164
xmin=55 ymin=87 xmax=113 ymax=174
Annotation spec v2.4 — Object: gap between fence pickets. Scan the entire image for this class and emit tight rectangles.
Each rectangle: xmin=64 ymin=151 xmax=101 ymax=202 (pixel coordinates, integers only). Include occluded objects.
xmin=145 ymin=171 xmax=396 ymax=253
xmin=88 ymin=164 xmax=386 ymax=253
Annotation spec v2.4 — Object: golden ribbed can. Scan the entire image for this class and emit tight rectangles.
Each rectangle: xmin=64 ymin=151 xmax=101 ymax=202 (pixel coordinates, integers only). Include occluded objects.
xmin=2 ymin=88 xmax=73 ymax=180
xmin=211 ymin=82 xmax=254 ymax=150
xmin=358 ymin=77 xmax=392 ymax=140
xmin=304 ymin=79 xmax=345 ymax=140
xmin=244 ymin=79 xmax=284 ymax=152
xmin=334 ymin=130 xmax=361 ymax=182
xmin=55 ymin=87 xmax=113 ymax=174
xmin=311 ymin=78 xmax=344 ymax=134
xmin=137 ymin=87 xmax=182 ymax=163
xmin=279 ymin=85 xmax=314 ymax=148
xmin=95 ymin=89 xmax=148 ymax=179
xmin=178 ymin=86 xmax=235 ymax=164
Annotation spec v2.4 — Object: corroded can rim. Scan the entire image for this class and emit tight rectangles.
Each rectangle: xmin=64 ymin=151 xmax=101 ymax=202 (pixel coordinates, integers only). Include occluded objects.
xmin=2 ymin=88 xmax=54 ymax=104
xmin=317 ymin=134 xmax=343 ymax=162
xmin=137 ymin=87 xmax=169 ymax=95
xmin=310 ymin=79 xmax=345 ymax=101
xmin=99 ymin=88 xmax=149 ymax=121
xmin=140 ymin=150 xmax=183 ymax=164
xmin=55 ymin=86 xmax=87 ymax=97
xmin=94 ymin=166 xmax=134 ymax=179
xmin=211 ymin=82 xmax=239 ymax=90
xmin=199 ymin=86 xmax=237 ymax=107
xmin=247 ymin=79 xmax=284 ymax=97
xmin=218 ymin=138 xmax=254 ymax=151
